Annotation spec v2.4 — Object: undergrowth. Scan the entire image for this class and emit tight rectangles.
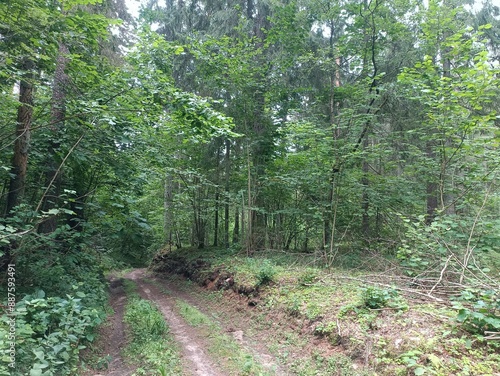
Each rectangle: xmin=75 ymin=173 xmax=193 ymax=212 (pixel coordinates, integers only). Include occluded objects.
xmin=0 ymin=234 xmax=108 ymax=376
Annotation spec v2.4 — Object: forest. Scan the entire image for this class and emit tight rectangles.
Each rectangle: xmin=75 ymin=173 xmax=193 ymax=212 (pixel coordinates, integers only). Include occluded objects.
xmin=0 ymin=0 xmax=499 ymax=374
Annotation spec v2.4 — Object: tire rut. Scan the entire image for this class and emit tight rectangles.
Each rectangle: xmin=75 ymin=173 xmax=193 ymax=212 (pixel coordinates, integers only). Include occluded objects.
xmin=82 ymin=277 xmax=136 ymax=376
xmin=126 ymin=269 xmax=224 ymax=376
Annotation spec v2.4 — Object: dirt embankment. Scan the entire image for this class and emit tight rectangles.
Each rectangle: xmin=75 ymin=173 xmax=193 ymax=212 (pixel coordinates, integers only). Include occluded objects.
xmin=150 ymin=251 xmax=257 ymax=297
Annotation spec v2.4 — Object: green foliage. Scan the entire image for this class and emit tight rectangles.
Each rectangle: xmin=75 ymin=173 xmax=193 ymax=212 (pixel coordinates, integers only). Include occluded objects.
xmin=230 ymin=257 xmax=279 ymax=288
xmin=398 ymin=349 xmax=427 ymax=376
xmin=298 ymin=269 xmax=320 ymax=286
xmin=452 ymin=289 xmax=500 ymax=335
xmin=124 ymin=298 xmax=167 ymax=343
xmin=397 ymin=214 xmax=500 ymax=277
xmin=361 ymin=286 xmax=406 ymax=310
xmin=0 ymin=216 xmax=107 ymax=375
xmin=0 ymin=291 xmax=102 ymax=376
xmin=255 ymin=260 xmax=277 ymax=286
xmin=123 ymin=294 xmax=183 ymax=376
xmin=313 ymin=321 xmax=337 ymax=336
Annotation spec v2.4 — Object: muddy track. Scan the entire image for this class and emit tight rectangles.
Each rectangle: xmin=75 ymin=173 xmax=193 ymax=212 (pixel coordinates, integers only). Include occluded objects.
xmin=85 ymin=269 xmax=284 ymax=376
xmin=83 ymin=277 xmax=135 ymax=376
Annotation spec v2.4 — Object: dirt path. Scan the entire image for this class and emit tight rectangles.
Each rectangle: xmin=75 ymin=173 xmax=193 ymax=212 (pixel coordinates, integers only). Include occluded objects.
xmin=84 ymin=269 xmax=284 ymax=376
xmin=82 ymin=277 xmax=135 ymax=376
xmin=127 ymin=269 xmax=222 ymax=376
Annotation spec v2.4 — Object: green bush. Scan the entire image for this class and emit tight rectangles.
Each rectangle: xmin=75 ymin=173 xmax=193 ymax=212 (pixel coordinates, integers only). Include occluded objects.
xmin=453 ymin=289 xmax=500 ymax=335
xmin=255 ymin=260 xmax=276 ymax=286
xmin=362 ymin=286 xmax=403 ymax=309
xmin=298 ymin=269 xmax=319 ymax=286
xmin=0 ymin=291 xmax=102 ymax=376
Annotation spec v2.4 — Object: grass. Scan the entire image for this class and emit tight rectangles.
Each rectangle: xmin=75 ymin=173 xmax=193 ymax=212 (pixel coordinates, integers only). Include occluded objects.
xmin=122 ymin=280 xmax=184 ymax=376
xmin=151 ymin=246 xmax=500 ymax=376
xmin=174 ymin=299 xmax=275 ymax=375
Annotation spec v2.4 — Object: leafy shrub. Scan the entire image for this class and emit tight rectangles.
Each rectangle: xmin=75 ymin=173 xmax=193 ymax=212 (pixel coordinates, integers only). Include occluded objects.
xmin=397 ymin=214 xmax=500 ymax=278
xmin=314 ymin=321 xmax=337 ymax=336
xmin=362 ymin=286 xmax=404 ymax=309
xmin=255 ymin=260 xmax=276 ymax=286
xmin=298 ymin=269 xmax=319 ymax=286
xmin=0 ymin=291 xmax=102 ymax=376
xmin=452 ymin=289 xmax=500 ymax=335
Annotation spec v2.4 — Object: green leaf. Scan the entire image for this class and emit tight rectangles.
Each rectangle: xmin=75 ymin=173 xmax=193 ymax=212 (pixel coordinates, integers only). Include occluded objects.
xmin=414 ymin=367 xmax=426 ymax=375
xmin=457 ymin=309 xmax=469 ymax=322
xmin=33 ymin=350 xmax=44 ymax=361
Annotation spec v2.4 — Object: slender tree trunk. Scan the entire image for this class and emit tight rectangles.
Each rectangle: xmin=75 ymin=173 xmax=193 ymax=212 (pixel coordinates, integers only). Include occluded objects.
xmin=213 ymin=144 xmax=222 ymax=247
xmin=426 ymin=143 xmax=438 ymax=224
xmin=361 ymin=138 xmax=370 ymax=237
xmin=324 ymin=46 xmax=341 ymax=250
xmin=233 ymin=207 xmax=239 ymax=244
xmin=1 ymin=59 xmax=35 ymax=269
xmin=5 ymin=59 xmax=35 ymax=216
xmin=441 ymin=45 xmax=455 ymax=215
xmin=164 ymin=175 xmax=174 ymax=251
xmin=224 ymin=139 xmax=230 ymax=248
xmin=213 ymin=190 xmax=219 ymax=246
xmin=39 ymin=43 xmax=70 ymax=234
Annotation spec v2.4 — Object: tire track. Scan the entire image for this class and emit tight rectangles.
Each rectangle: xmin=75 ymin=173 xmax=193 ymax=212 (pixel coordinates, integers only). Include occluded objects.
xmin=126 ymin=269 xmax=224 ymax=376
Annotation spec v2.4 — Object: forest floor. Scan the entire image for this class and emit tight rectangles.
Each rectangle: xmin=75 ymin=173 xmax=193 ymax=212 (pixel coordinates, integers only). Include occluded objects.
xmin=79 ymin=248 xmax=500 ymax=376
xmin=80 ymin=268 xmax=286 ymax=376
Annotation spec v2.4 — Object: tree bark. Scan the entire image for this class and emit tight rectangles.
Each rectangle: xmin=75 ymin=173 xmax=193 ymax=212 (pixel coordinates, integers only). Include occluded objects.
xmin=5 ymin=59 xmax=35 ymax=216
xmin=213 ymin=190 xmax=219 ymax=246
xmin=164 ymin=175 xmax=174 ymax=251
xmin=39 ymin=42 xmax=70 ymax=234
xmin=224 ymin=139 xmax=230 ymax=248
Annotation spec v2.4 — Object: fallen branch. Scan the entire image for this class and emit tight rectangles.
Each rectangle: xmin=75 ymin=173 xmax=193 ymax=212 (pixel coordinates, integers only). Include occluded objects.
xmin=327 ymin=275 xmax=445 ymax=302
xmin=484 ymin=331 xmax=500 ymax=341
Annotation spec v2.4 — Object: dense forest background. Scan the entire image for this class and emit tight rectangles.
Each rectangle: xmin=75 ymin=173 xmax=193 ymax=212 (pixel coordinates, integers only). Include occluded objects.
xmin=0 ymin=0 xmax=499 ymax=374
xmin=3 ymin=0 xmax=500 ymax=273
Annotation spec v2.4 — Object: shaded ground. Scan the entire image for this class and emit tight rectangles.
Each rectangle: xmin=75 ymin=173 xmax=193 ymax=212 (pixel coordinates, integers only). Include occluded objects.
xmin=148 ymin=248 xmax=500 ymax=376
xmin=81 ymin=269 xmax=284 ymax=376
xmin=127 ymin=269 xmax=223 ymax=376
xmin=80 ymin=276 xmax=135 ymax=376
xmin=81 ymin=255 xmax=499 ymax=376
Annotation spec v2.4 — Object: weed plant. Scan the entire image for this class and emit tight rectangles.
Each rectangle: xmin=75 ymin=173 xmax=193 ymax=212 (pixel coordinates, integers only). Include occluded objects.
xmin=123 ymin=281 xmax=183 ymax=375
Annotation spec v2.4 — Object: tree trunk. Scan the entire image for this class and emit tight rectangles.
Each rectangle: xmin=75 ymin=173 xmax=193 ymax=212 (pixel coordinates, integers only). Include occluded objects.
xmin=233 ymin=207 xmax=239 ymax=244
xmin=224 ymin=139 xmax=230 ymax=248
xmin=361 ymin=138 xmax=370 ymax=238
xmin=426 ymin=143 xmax=438 ymax=224
xmin=441 ymin=44 xmax=456 ymax=215
xmin=1 ymin=59 xmax=35 ymax=270
xmin=164 ymin=175 xmax=174 ymax=251
xmin=213 ymin=190 xmax=219 ymax=246
xmin=5 ymin=59 xmax=35 ymax=216
xmin=39 ymin=43 xmax=70 ymax=234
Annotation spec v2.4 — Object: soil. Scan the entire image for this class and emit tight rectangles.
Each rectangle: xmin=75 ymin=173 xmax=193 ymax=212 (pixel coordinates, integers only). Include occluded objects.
xmin=80 ymin=276 xmax=136 ymax=376
xmin=82 ymin=269 xmax=286 ymax=376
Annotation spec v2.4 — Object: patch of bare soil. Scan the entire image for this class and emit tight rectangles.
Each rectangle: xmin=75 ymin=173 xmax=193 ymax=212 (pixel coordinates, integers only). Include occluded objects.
xmin=150 ymin=268 xmax=370 ymax=374
xmin=80 ymin=276 xmax=135 ymax=376
xmin=81 ymin=270 xmax=226 ymax=376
